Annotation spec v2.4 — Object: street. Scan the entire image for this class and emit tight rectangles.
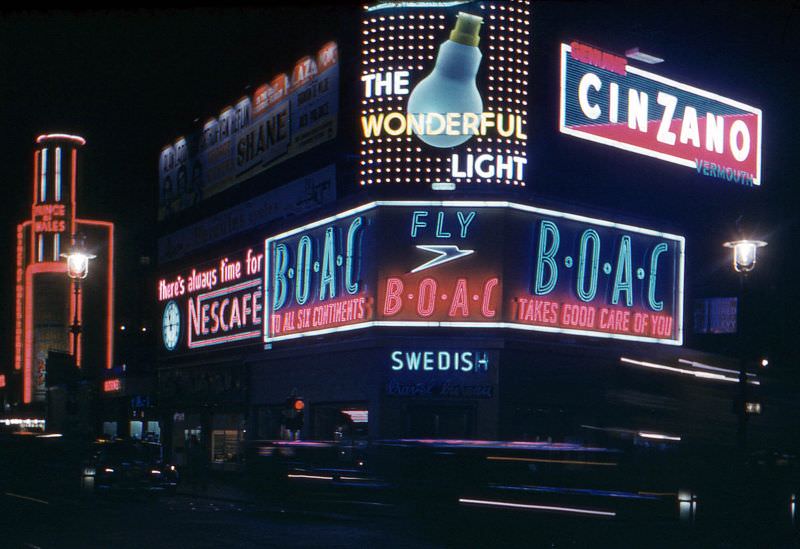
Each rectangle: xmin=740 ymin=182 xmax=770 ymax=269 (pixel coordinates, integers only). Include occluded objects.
xmin=0 ymin=490 xmax=442 ymax=549
xmin=2 ymin=479 xmax=798 ymax=548
xmin=1 ymin=434 xmax=799 ymax=548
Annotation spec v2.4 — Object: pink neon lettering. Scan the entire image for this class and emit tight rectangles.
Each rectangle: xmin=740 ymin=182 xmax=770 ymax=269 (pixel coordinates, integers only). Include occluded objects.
xmin=417 ymin=278 xmax=437 ymax=317
xmin=201 ymin=303 xmax=210 ymax=335
xmin=384 ymin=278 xmax=403 ymax=316
xmin=219 ymin=298 xmax=229 ymax=332
xmin=482 ymin=278 xmax=499 ymax=318
xmin=210 ymin=301 xmax=220 ymax=333
xmin=448 ymin=278 xmax=469 ymax=317
xmin=189 ymin=297 xmax=201 ymax=337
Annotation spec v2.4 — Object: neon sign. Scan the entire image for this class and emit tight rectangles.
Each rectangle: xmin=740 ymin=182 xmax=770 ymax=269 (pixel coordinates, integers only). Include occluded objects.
xmin=379 ymin=207 xmax=502 ymax=323
xmin=265 ymin=212 xmax=371 ymax=340
xmin=32 ymin=204 xmax=67 ymax=233
xmin=157 ymin=247 xmax=264 ymax=352
xmin=263 ymin=202 xmax=684 ymax=345
xmin=386 ymin=349 xmax=494 ymax=398
xmin=390 ymin=350 xmax=489 ymax=372
xmin=560 ymin=41 xmax=762 ymax=186
xmin=188 ymin=279 xmax=262 ymax=349
xmin=103 ymin=378 xmax=122 ymax=393
xmin=359 ymin=1 xmax=530 ymax=188
xmin=512 ymin=215 xmax=679 ymax=341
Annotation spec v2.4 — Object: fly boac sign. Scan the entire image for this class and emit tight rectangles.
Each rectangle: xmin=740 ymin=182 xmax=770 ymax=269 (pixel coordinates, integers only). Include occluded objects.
xmin=264 ymin=202 xmax=684 ymax=346
xmin=560 ymin=41 xmax=762 ymax=186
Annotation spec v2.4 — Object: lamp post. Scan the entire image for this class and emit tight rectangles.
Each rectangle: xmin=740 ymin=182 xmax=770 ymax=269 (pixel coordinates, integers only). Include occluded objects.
xmin=722 ymin=238 xmax=766 ymax=450
xmin=62 ymin=236 xmax=96 ymax=363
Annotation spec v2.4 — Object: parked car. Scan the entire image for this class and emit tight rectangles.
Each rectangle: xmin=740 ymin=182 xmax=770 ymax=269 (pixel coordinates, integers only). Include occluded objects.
xmin=81 ymin=439 xmax=178 ymax=494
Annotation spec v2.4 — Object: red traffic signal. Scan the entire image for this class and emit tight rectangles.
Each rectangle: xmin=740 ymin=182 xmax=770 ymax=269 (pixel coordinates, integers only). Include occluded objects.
xmin=293 ymin=398 xmax=305 ymax=412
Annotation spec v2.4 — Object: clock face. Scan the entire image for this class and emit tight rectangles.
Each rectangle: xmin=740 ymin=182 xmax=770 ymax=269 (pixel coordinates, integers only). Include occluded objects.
xmin=162 ymin=300 xmax=181 ymax=351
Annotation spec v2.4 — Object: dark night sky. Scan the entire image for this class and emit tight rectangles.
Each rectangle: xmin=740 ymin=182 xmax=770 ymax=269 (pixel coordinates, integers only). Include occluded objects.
xmin=0 ymin=5 xmax=356 ymax=362
xmin=0 ymin=3 xmax=798 ymax=371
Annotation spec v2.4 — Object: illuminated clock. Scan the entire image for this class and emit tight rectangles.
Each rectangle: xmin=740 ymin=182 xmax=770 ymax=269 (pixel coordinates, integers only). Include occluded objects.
xmin=162 ymin=300 xmax=181 ymax=351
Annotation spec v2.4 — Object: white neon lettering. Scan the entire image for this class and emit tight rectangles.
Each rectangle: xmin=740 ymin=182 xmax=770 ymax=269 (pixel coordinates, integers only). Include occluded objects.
xmin=391 ymin=351 xmax=403 ymax=370
xmin=679 ymin=106 xmax=700 ymax=147
xmin=609 ymin=82 xmax=619 ymax=123
xmin=578 ymin=72 xmax=602 ymax=120
xmin=656 ymin=92 xmax=677 ymax=145
xmin=628 ymin=89 xmax=648 ymax=132
xmin=729 ymin=119 xmax=750 ymax=162
xmin=705 ymin=114 xmax=724 ymax=153
xmin=475 ymin=154 xmax=494 ymax=178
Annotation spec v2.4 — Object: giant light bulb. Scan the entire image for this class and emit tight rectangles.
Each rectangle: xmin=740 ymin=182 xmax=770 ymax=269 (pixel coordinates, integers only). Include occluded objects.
xmin=406 ymin=12 xmax=484 ymax=148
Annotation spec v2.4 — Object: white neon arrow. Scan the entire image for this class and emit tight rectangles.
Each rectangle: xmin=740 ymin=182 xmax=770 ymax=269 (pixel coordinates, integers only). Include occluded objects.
xmin=411 ymin=245 xmax=475 ymax=273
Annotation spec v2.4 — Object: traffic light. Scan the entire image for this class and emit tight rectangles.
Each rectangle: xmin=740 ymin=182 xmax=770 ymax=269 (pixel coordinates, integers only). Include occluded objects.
xmin=283 ymin=396 xmax=305 ymax=437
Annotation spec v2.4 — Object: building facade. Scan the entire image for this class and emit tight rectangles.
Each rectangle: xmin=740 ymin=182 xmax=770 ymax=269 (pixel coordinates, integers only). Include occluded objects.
xmin=154 ymin=1 xmax=781 ymax=468
xmin=10 ymin=134 xmax=114 ymax=428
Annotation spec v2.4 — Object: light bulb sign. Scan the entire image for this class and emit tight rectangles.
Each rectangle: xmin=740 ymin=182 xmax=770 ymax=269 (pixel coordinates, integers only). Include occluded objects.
xmin=264 ymin=201 xmax=684 ymax=346
xmin=359 ymin=1 xmax=530 ymax=188
xmin=156 ymin=246 xmax=265 ymax=352
xmin=560 ymin=41 xmax=762 ymax=186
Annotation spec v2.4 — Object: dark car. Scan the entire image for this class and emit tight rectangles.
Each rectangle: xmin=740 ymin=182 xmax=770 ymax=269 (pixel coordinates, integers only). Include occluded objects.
xmin=81 ymin=439 xmax=178 ymax=495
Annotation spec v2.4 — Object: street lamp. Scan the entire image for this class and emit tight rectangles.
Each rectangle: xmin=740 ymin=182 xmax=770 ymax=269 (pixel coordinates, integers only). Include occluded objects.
xmin=723 ymin=239 xmax=767 ymax=273
xmin=61 ymin=236 xmax=96 ymax=362
xmin=723 ymin=238 xmax=766 ymax=450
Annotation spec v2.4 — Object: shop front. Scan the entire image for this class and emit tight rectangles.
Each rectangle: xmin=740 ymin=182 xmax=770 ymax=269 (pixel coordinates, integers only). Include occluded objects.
xmin=158 ymin=361 xmax=247 ymax=470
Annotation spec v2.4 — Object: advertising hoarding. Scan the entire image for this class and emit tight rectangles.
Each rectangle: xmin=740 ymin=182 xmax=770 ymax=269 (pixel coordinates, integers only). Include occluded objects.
xmin=264 ymin=207 xmax=374 ymax=341
xmin=157 ymin=246 xmax=265 ymax=352
xmin=158 ymin=165 xmax=336 ymax=264
xmin=159 ymin=42 xmax=339 ymax=220
xmin=560 ymin=41 xmax=762 ymax=186
xmin=264 ymin=202 xmax=684 ymax=346
xmin=359 ymin=1 xmax=530 ymax=188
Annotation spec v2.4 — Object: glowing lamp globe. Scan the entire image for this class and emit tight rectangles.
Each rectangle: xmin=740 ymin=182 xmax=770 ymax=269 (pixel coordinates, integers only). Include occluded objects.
xmin=62 ymin=251 xmax=96 ymax=279
xmin=723 ymin=240 xmax=767 ymax=273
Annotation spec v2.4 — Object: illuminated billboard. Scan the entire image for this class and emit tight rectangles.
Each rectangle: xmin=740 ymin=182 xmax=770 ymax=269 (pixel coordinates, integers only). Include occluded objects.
xmin=560 ymin=41 xmax=762 ymax=186
xmin=15 ymin=134 xmax=114 ymax=404
xmin=159 ymin=42 xmax=339 ymax=220
xmin=157 ymin=246 xmax=264 ymax=352
xmin=264 ymin=207 xmax=374 ymax=341
xmin=264 ymin=202 xmax=684 ymax=345
xmin=359 ymin=1 xmax=530 ymax=188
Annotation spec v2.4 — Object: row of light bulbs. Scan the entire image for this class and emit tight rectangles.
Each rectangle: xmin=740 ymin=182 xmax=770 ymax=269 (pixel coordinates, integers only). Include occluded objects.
xmin=359 ymin=176 xmax=525 ymax=185
xmin=360 ymin=105 xmax=527 ymax=113
xmin=365 ymin=14 xmax=446 ymax=22
xmin=360 ymin=137 xmax=526 ymax=145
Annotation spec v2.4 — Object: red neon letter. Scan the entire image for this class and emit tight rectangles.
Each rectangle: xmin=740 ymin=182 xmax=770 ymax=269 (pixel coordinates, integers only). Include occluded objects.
xmin=384 ymin=278 xmax=404 ymax=316
xmin=481 ymin=277 xmax=499 ymax=318
xmin=417 ymin=278 xmax=437 ymax=317
xmin=448 ymin=278 xmax=469 ymax=317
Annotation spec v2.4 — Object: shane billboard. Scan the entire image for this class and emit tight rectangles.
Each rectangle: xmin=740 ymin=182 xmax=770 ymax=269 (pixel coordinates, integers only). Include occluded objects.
xmin=159 ymin=42 xmax=339 ymax=220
